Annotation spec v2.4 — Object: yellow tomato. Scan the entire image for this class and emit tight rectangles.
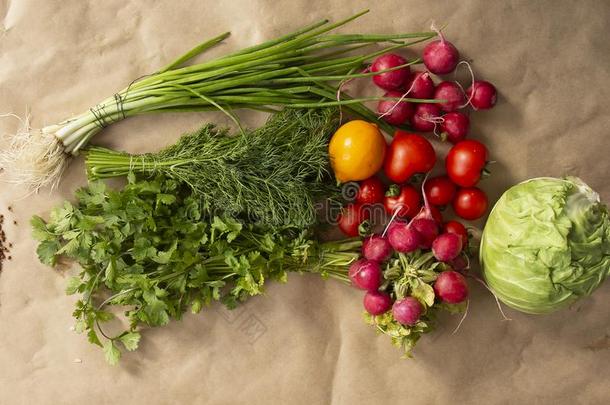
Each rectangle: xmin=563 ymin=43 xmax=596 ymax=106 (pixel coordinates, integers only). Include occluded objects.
xmin=328 ymin=120 xmax=386 ymax=182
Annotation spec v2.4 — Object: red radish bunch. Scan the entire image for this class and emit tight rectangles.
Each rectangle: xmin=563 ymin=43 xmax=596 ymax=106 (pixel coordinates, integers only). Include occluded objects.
xmin=362 ymin=234 xmax=393 ymax=262
xmin=388 ymin=223 xmax=422 ymax=253
xmin=392 ymin=297 xmax=423 ymax=326
xmin=467 ymin=80 xmax=497 ymax=110
xmin=411 ymin=217 xmax=439 ymax=249
xmin=432 ymin=232 xmax=463 ymax=262
xmin=443 ymin=220 xmax=469 ymax=247
xmin=377 ymin=91 xmax=414 ymax=125
xmin=434 ymin=81 xmax=465 ymax=112
xmin=364 ymin=291 xmax=393 ymax=315
xmin=405 ymin=71 xmax=435 ymax=99
xmin=371 ymin=53 xmax=411 ymax=90
xmin=440 ymin=112 xmax=470 ymax=143
xmin=423 ymin=37 xmax=459 ymax=75
xmin=348 ymin=259 xmax=382 ymax=291
xmin=411 ymin=103 xmax=441 ymax=132
xmin=434 ymin=271 xmax=469 ymax=304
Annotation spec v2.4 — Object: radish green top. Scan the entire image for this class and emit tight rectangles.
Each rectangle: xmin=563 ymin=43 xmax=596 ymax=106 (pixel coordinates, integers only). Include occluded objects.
xmin=480 ymin=177 xmax=610 ymax=314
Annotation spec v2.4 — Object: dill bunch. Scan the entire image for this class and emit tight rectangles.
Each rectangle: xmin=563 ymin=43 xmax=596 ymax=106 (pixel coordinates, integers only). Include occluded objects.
xmin=86 ymin=108 xmax=339 ymax=227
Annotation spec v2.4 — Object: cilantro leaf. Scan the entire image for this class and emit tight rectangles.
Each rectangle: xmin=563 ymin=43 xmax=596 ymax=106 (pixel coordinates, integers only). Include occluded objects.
xmin=36 ymin=240 xmax=61 ymax=266
xmin=103 ymin=340 xmax=121 ymax=365
xmin=31 ymin=215 xmax=51 ymax=241
xmin=156 ymin=194 xmax=176 ymax=206
xmin=119 ymin=332 xmax=141 ymax=352
xmin=410 ymin=279 xmax=436 ymax=307
xmin=65 ymin=276 xmax=82 ymax=295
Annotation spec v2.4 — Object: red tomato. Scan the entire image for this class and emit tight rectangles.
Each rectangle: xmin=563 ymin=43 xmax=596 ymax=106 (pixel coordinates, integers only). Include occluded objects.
xmin=384 ymin=184 xmax=421 ymax=218
xmin=356 ymin=176 xmax=386 ymax=205
xmin=453 ymin=188 xmax=488 ymax=220
xmin=384 ymin=131 xmax=437 ymax=183
xmin=443 ymin=220 xmax=469 ymax=247
xmin=338 ymin=203 xmax=370 ymax=237
xmin=424 ymin=176 xmax=456 ymax=206
xmin=445 ymin=140 xmax=488 ymax=187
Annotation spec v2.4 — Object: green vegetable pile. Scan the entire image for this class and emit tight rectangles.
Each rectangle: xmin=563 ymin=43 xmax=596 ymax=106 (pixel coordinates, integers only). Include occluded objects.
xmin=480 ymin=177 xmax=610 ymax=314
xmin=32 ymin=174 xmax=360 ymax=364
xmin=86 ymin=108 xmax=339 ymax=227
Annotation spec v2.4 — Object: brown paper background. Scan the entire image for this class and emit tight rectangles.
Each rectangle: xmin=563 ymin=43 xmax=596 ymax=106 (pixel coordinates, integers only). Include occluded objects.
xmin=1 ymin=1 xmax=609 ymax=404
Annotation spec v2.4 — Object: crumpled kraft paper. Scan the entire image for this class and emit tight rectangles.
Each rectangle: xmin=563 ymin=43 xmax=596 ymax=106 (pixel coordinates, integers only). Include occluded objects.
xmin=0 ymin=0 xmax=609 ymax=404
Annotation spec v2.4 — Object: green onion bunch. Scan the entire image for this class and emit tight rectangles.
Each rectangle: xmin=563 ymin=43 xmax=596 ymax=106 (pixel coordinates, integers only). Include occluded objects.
xmin=2 ymin=10 xmax=435 ymax=190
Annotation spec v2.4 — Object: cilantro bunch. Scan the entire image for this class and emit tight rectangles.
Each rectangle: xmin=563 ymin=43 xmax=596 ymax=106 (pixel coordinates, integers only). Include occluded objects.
xmin=32 ymin=175 xmax=360 ymax=364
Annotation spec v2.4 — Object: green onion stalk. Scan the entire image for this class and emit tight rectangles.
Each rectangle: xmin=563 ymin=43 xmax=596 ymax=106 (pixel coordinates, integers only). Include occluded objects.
xmin=1 ymin=10 xmax=435 ymax=191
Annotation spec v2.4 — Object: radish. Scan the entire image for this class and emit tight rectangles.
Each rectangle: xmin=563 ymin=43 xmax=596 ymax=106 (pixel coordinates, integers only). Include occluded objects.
xmin=450 ymin=255 xmax=469 ymax=273
xmin=432 ymin=232 xmax=463 ymax=262
xmin=422 ymin=37 xmax=459 ymax=75
xmin=429 ymin=205 xmax=443 ymax=225
xmin=371 ymin=54 xmax=410 ymax=90
xmin=434 ymin=270 xmax=469 ymax=303
xmin=362 ymin=234 xmax=393 ymax=263
xmin=440 ymin=111 xmax=470 ymax=143
xmin=411 ymin=103 xmax=441 ymax=132
xmin=377 ymin=91 xmax=414 ymax=125
xmin=388 ymin=222 xmax=422 ymax=253
xmin=409 ymin=177 xmax=441 ymax=248
xmin=434 ymin=81 xmax=465 ymax=112
xmin=467 ymin=80 xmax=497 ymax=110
xmin=364 ymin=291 xmax=393 ymax=315
xmin=392 ymin=297 xmax=423 ymax=326
xmin=385 ymin=219 xmax=408 ymax=236
xmin=410 ymin=218 xmax=439 ymax=249
xmin=404 ymin=71 xmax=435 ymax=99
xmin=348 ymin=259 xmax=382 ymax=291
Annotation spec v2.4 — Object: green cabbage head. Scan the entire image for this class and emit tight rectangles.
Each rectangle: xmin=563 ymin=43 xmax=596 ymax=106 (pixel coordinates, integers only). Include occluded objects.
xmin=480 ymin=177 xmax=610 ymax=314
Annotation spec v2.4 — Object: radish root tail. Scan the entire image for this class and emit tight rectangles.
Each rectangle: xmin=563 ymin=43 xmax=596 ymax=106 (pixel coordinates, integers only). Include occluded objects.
xmin=469 ymin=274 xmax=512 ymax=321
xmin=455 ymin=60 xmax=476 ymax=108
xmin=452 ymin=299 xmax=469 ymax=335
xmin=378 ymin=78 xmax=417 ymax=120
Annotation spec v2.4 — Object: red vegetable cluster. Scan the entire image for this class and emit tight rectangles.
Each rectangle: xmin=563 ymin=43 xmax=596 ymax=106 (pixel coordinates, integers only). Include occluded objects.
xmin=338 ymin=32 xmax=496 ymax=238
xmin=334 ymin=30 xmax=502 ymax=336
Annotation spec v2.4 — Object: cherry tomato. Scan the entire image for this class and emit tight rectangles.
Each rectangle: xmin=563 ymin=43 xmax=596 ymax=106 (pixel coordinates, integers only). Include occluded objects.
xmin=424 ymin=176 xmax=456 ymax=206
xmin=384 ymin=131 xmax=437 ymax=183
xmin=453 ymin=188 xmax=488 ymax=220
xmin=445 ymin=140 xmax=488 ymax=187
xmin=384 ymin=184 xmax=421 ymax=218
xmin=356 ymin=176 xmax=386 ymax=205
xmin=443 ymin=220 xmax=469 ymax=247
xmin=338 ymin=203 xmax=370 ymax=237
